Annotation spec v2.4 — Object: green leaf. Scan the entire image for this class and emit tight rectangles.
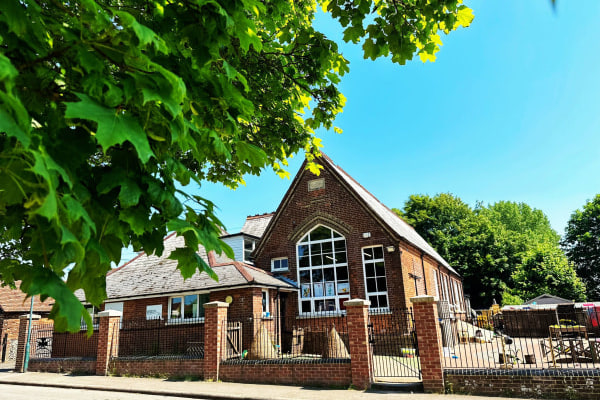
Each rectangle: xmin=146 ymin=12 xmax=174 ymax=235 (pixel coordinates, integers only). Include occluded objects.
xmin=65 ymin=94 xmax=155 ymax=163
xmin=17 ymin=266 xmax=92 ymax=333
xmin=115 ymin=11 xmax=169 ymax=54
xmin=120 ymin=207 xmax=149 ymax=235
xmin=119 ymin=179 xmax=143 ymax=207
xmin=169 ymin=247 xmax=219 ymax=281
xmin=235 ymin=142 xmax=268 ymax=168
xmin=0 ymin=109 xmax=29 ymax=147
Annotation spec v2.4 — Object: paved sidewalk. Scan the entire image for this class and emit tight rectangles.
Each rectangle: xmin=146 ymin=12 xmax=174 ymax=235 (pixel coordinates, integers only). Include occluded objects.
xmin=0 ymin=370 xmax=533 ymax=400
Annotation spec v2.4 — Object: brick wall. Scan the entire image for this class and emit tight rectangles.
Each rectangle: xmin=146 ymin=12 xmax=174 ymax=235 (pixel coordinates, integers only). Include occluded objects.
xmin=254 ymin=166 xmax=407 ymax=310
xmin=51 ymin=331 xmax=98 ymax=358
xmin=445 ymin=370 xmax=600 ymax=400
xmin=28 ymin=358 xmax=95 ymax=374
xmin=110 ymin=358 xmax=204 ymax=378
xmin=1 ymin=316 xmax=21 ymax=361
xmin=219 ymin=361 xmax=351 ymax=387
xmin=253 ymin=161 xmax=462 ymax=314
xmin=1 ymin=316 xmax=21 ymax=342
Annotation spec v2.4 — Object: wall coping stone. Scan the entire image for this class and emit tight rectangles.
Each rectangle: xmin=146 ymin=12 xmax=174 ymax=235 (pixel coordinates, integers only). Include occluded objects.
xmin=203 ymin=301 xmax=229 ymax=309
xmin=343 ymin=299 xmax=370 ymax=307
xmin=98 ymin=310 xmax=122 ymax=317
xmin=410 ymin=295 xmax=438 ymax=304
xmin=19 ymin=314 xmax=41 ymax=320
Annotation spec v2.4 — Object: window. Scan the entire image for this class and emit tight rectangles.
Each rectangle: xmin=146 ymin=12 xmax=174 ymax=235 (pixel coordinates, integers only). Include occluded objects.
xmin=433 ymin=269 xmax=440 ymax=298
xmin=243 ymin=238 xmax=256 ymax=263
xmin=81 ymin=306 xmax=98 ymax=329
xmin=169 ymin=293 xmax=209 ymax=322
xmin=297 ymin=225 xmax=350 ymax=314
xmin=452 ymin=280 xmax=462 ymax=310
xmin=262 ymin=290 xmax=270 ymax=317
xmin=271 ymin=257 xmax=288 ymax=272
xmin=362 ymin=246 xmax=389 ymax=310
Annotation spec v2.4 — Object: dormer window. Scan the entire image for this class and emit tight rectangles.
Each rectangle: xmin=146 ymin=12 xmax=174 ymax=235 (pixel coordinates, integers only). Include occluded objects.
xmin=244 ymin=238 xmax=256 ymax=263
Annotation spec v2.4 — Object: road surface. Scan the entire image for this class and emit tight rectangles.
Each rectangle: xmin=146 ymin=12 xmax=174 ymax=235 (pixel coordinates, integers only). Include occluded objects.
xmin=0 ymin=384 xmax=198 ymax=400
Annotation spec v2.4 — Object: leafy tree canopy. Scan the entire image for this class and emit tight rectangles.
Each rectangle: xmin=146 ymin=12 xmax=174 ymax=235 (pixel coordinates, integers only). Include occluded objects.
xmin=397 ymin=194 xmax=585 ymax=307
xmin=512 ymin=243 xmax=586 ymax=302
xmin=563 ymin=194 xmax=600 ymax=300
xmin=0 ymin=0 xmax=473 ymax=331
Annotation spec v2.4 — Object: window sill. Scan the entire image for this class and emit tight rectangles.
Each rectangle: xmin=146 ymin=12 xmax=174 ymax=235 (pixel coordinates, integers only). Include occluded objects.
xmin=271 ymin=269 xmax=289 ymax=273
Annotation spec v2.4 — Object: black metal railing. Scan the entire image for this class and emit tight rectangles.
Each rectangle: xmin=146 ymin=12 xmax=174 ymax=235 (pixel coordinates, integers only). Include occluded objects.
xmin=223 ymin=311 xmax=350 ymax=363
xmin=29 ymin=322 xmax=99 ymax=360
xmin=368 ymin=307 xmax=421 ymax=379
xmin=441 ymin=306 xmax=600 ymax=370
xmin=115 ymin=317 xmax=205 ymax=359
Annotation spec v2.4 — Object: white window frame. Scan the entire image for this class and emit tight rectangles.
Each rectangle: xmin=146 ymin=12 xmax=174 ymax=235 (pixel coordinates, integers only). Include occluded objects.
xmin=81 ymin=306 xmax=99 ymax=330
xmin=167 ymin=292 xmax=210 ymax=324
xmin=433 ymin=269 xmax=440 ymax=298
xmin=262 ymin=290 xmax=270 ymax=317
xmin=361 ymin=245 xmax=390 ymax=311
xmin=271 ymin=257 xmax=289 ymax=272
xmin=296 ymin=225 xmax=350 ymax=315
xmin=243 ymin=238 xmax=256 ymax=263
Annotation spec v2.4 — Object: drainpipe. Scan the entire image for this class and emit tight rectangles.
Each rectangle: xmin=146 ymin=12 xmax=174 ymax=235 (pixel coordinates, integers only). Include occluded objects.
xmin=420 ymin=253 xmax=428 ymax=295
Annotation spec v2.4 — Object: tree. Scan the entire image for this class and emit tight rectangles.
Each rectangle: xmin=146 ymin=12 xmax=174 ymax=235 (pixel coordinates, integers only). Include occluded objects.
xmin=511 ymin=244 xmax=586 ymax=302
xmin=478 ymin=201 xmax=560 ymax=247
xmin=0 ymin=1 xmax=474 ymax=330
xmin=398 ymin=195 xmax=584 ymax=308
xmin=563 ymin=194 xmax=600 ymax=300
xmin=394 ymin=193 xmax=472 ymax=261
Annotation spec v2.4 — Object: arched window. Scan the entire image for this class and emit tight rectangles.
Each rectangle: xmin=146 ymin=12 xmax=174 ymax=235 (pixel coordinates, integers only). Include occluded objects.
xmin=297 ymin=225 xmax=349 ymax=314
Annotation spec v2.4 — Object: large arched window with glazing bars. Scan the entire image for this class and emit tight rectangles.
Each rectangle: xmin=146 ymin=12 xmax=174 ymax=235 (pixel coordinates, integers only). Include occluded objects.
xmin=296 ymin=225 xmax=350 ymax=314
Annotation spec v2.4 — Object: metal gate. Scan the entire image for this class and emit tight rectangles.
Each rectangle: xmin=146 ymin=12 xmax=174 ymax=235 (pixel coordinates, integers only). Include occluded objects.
xmin=369 ymin=308 xmax=421 ymax=380
xmin=224 ymin=321 xmax=242 ymax=359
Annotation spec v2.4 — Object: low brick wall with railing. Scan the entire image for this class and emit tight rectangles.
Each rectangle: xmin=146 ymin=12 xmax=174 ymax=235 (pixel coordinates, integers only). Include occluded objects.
xmin=219 ymin=360 xmax=352 ymax=387
xmin=445 ymin=369 xmax=600 ymax=400
xmin=109 ymin=357 xmax=204 ymax=378
xmin=28 ymin=358 xmax=96 ymax=374
xmin=442 ymin=306 xmax=600 ymax=399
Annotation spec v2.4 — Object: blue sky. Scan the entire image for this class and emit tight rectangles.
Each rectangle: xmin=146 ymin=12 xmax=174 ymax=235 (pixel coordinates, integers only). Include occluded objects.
xmin=120 ymin=1 xmax=600 ymax=262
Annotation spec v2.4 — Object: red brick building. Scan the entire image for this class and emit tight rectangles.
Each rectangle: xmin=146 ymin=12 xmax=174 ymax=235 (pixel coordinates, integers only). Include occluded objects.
xmin=79 ymin=154 xmax=463 ymax=324
xmin=75 ymin=219 xmax=296 ymax=327
xmin=253 ymin=154 xmax=464 ymax=316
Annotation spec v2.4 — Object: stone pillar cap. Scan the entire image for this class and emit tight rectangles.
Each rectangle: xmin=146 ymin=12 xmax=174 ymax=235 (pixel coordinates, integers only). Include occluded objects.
xmin=203 ymin=301 xmax=229 ymax=308
xmin=98 ymin=310 xmax=122 ymax=317
xmin=410 ymin=295 xmax=438 ymax=304
xmin=343 ymin=299 xmax=371 ymax=307
xmin=19 ymin=314 xmax=41 ymax=320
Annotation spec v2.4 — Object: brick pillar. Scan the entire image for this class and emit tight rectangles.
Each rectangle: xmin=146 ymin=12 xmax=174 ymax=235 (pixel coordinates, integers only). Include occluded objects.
xmin=14 ymin=314 xmax=41 ymax=372
xmin=344 ymin=299 xmax=372 ymax=390
xmin=410 ymin=295 xmax=444 ymax=393
xmin=203 ymin=301 xmax=228 ymax=381
xmin=95 ymin=310 xmax=121 ymax=376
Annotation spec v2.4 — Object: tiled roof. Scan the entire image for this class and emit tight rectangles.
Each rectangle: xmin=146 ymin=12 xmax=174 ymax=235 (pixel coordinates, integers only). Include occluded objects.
xmin=241 ymin=213 xmax=273 ymax=237
xmin=320 ymin=154 xmax=458 ymax=275
xmin=0 ymin=282 xmax=54 ymax=313
xmin=77 ymin=233 xmax=294 ymax=302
